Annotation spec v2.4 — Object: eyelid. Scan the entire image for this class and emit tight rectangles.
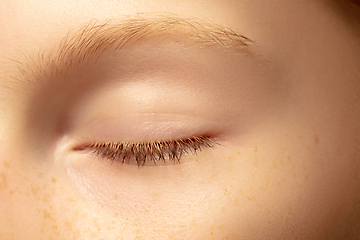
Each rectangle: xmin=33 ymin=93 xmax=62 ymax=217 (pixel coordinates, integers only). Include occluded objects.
xmin=63 ymin=113 xmax=223 ymax=167
xmin=75 ymin=136 xmax=215 ymax=167
xmin=67 ymin=113 xmax=219 ymax=143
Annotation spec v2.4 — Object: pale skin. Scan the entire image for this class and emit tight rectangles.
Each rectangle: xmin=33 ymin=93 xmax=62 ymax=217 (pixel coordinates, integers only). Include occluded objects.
xmin=1 ymin=0 xmax=360 ymax=239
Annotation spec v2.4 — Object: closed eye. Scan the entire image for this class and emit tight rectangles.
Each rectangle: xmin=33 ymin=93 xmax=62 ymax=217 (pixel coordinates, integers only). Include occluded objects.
xmin=74 ymin=136 xmax=215 ymax=167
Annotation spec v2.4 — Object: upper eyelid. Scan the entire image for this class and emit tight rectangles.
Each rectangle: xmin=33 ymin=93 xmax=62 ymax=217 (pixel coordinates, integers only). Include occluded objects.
xmin=12 ymin=13 xmax=255 ymax=91
xmin=76 ymin=136 xmax=215 ymax=167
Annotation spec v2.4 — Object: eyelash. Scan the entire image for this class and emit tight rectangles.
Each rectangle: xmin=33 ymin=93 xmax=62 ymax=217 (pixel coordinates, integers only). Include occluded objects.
xmin=76 ymin=136 xmax=214 ymax=167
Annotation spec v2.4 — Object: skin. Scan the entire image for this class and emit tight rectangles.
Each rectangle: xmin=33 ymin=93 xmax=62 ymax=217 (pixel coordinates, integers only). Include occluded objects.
xmin=0 ymin=0 xmax=360 ymax=239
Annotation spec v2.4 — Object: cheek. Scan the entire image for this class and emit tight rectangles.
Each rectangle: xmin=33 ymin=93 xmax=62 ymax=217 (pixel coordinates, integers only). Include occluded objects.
xmin=207 ymin=118 xmax=360 ymax=239
xmin=0 ymin=154 xmax=56 ymax=237
xmin=61 ymin=149 xmax=228 ymax=222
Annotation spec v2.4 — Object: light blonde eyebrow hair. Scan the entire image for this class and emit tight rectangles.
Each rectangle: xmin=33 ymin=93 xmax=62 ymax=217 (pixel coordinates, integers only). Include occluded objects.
xmin=14 ymin=13 xmax=255 ymax=87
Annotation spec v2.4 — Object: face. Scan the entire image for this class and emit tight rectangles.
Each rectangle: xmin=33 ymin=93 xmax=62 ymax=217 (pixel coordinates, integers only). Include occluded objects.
xmin=1 ymin=0 xmax=360 ymax=239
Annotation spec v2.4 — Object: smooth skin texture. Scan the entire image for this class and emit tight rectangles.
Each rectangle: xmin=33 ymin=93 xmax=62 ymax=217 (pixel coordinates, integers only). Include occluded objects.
xmin=1 ymin=0 xmax=360 ymax=239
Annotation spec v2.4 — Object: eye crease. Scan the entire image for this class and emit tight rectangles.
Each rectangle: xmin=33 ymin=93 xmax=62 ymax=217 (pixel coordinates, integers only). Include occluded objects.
xmin=74 ymin=136 xmax=215 ymax=167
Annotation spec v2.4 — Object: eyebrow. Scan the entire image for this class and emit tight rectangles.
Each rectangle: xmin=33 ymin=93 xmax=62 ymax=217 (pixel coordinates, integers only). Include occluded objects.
xmin=14 ymin=13 xmax=255 ymax=87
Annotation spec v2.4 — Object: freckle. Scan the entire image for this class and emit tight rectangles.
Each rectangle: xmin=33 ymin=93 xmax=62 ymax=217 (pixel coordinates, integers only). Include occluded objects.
xmin=114 ymin=194 xmax=118 ymax=200
xmin=51 ymin=178 xmax=57 ymax=183
xmin=52 ymin=224 xmax=58 ymax=233
xmin=287 ymin=156 xmax=292 ymax=163
xmin=247 ymin=196 xmax=256 ymax=201
xmin=4 ymin=161 xmax=10 ymax=168
xmin=31 ymin=184 xmax=40 ymax=196
xmin=228 ymin=156 xmax=232 ymax=160
xmin=289 ymin=205 xmax=293 ymax=215
xmin=232 ymin=197 xmax=239 ymax=206
xmin=0 ymin=171 xmax=8 ymax=190
xmin=236 ymin=151 xmax=241 ymax=156
xmin=43 ymin=210 xmax=51 ymax=219
xmin=38 ymin=172 xmax=44 ymax=178
xmin=254 ymin=146 xmax=258 ymax=153
xmin=315 ymin=135 xmax=319 ymax=145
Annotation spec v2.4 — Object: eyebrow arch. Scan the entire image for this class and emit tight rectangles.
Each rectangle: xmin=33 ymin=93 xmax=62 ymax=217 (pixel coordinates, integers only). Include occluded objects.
xmin=15 ymin=13 xmax=255 ymax=87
